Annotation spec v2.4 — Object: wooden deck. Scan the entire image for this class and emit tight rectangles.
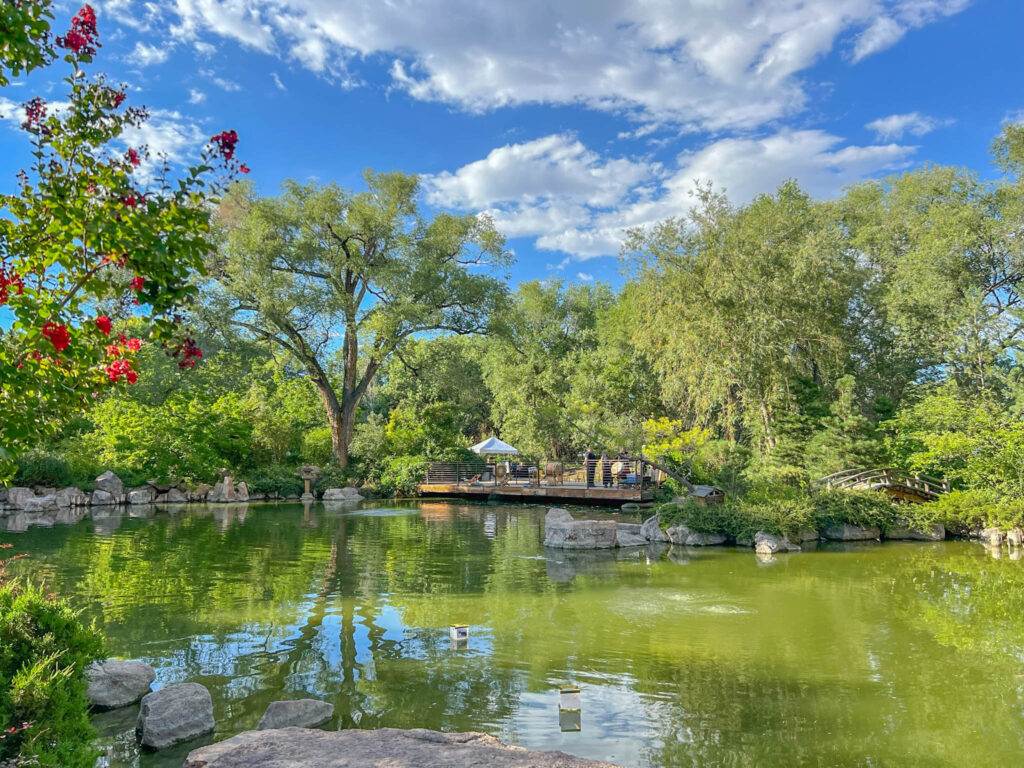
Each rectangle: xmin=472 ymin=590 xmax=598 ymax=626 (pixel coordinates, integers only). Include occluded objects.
xmin=417 ymin=482 xmax=654 ymax=506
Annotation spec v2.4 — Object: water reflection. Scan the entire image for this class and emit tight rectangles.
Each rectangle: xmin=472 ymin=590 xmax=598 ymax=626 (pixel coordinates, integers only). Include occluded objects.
xmin=3 ymin=501 xmax=1023 ymax=767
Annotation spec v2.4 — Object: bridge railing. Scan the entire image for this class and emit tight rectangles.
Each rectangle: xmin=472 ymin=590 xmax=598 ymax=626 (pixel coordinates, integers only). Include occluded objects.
xmin=811 ymin=468 xmax=950 ymax=498
xmin=422 ymin=458 xmax=650 ymax=488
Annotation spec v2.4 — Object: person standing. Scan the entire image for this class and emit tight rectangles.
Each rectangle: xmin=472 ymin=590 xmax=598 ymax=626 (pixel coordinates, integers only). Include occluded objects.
xmin=585 ymin=447 xmax=597 ymax=488
xmin=601 ymin=451 xmax=612 ymax=487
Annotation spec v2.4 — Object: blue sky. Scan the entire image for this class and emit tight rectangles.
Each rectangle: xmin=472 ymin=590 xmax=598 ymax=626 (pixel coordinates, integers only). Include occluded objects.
xmin=1 ymin=0 xmax=1021 ymax=287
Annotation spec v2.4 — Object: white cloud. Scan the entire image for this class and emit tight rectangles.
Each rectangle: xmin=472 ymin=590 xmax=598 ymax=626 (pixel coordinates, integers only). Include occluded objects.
xmin=94 ymin=0 xmax=970 ymax=131
xmin=866 ymin=112 xmax=952 ymax=140
xmin=577 ymin=272 xmax=594 ymax=281
xmin=271 ymin=72 xmax=286 ymax=90
xmin=188 ymin=88 xmax=207 ymax=104
xmin=193 ymin=40 xmax=216 ymax=56
xmin=852 ymin=0 xmax=969 ymax=61
xmin=128 ymin=41 xmax=170 ymax=67
xmin=1003 ymin=109 xmax=1024 ymax=125
xmin=199 ymin=68 xmax=242 ymax=91
xmin=431 ymin=130 xmax=917 ymax=260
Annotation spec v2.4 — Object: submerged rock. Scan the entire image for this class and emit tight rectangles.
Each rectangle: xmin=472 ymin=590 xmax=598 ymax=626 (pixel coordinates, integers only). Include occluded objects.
xmin=257 ymin=699 xmax=334 ymax=730
xmin=184 ymin=727 xmax=623 ymax=767
xmin=137 ymin=682 xmax=215 ymax=750
xmin=821 ymin=523 xmax=880 ymax=541
xmin=543 ymin=508 xmax=617 ymax=549
xmin=87 ymin=660 xmax=156 ymax=710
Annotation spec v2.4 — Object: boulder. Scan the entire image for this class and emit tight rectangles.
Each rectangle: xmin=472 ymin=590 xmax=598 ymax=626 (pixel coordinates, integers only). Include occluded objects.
xmin=797 ymin=528 xmax=819 ymax=542
xmin=257 ymin=699 xmax=334 ymax=730
xmin=158 ymin=488 xmax=188 ymax=504
xmin=982 ymin=527 xmax=1003 ymax=546
xmin=821 ymin=523 xmax=880 ymax=541
xmin=321 ymin=487 xmax=364 ymax=502
xmin=86 ymin=660 xmax=156 ymax=710
xmin=544 ymin=509 xmax=617 ymax=549
xmin=94 ymin=471 xmax=124 ymax=498
xmin=55 ymin=487 xmax=87 ymax=507
xmin=1007 ymin=528 xmax=1024 ymax=547
xmin=207 ymin=481 xmax=238 ymax=503
xmin=184 ymin=727 xmax=622 ymax=768
xmin=615 ymin=523 xmax=647 ymax=547
xmin=884 ymin=521 xmax=945 ymax=541
xmin=665 ymin=524 xmax=727 ymax=547
xmin=640 ymin=514 xmax=670 ymax=543
xmin=3 ymin=488 xmax=35 ymax=510
xmin=188 ymin=484 xmax=211 ymax=502
xmin=235 ymin=482 xmax=250 ymax=502
xmin=137 ymin=682 xmax=215 ymax=750
xmin=128 ymin=486 xmax=158 ymax=505
xmin=91 ymin=489 xmax=116 ymax=507
xmin=22 ymin=495 xmax=57 ymax=513
xmin=754 ymin=531 xmax=800 ymax=555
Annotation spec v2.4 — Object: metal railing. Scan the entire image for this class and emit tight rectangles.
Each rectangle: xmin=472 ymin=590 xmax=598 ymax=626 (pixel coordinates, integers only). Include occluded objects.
xmin=811 ymin=468 xmax=950 ymax=500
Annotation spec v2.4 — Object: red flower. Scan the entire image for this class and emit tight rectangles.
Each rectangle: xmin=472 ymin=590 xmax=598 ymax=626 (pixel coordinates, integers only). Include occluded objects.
xmin=121 ymin=195 xmax=137 ymax=208
xmin=105 ymin=358 xmax=134 ymax=383
xmin=210 ymin=130 xmax=239 ymax=160
xmin=41 ymin=322 xmax=70 ymax=352
xmin=125 ymin=337 xmax=143 ymax=352
xmin=57 ymin=5 xmax=99 ymax=56
xmin=178 ymin=338 xmax=203 ymax=369
xmin=106 ymin=344 xmax=121 ymax=357
xmin=127 ymin=148 xmax=140 ymax=167
xmin=130 ymin=276 xmax=145 ymax=291
xmin=239 ymin=164 xmax=250 ymax=174
xmin=112 ymin=90 xmax=126 ymax=108
xmin=0 ymin=265 xmax=24 ymax=305
xmin=125 ymin=369 xmax=138 ymax=384
xmin=95 ymin=316 xmax=112 ymax=335
xmin=21 ymin=97 xmax=46 ymax=130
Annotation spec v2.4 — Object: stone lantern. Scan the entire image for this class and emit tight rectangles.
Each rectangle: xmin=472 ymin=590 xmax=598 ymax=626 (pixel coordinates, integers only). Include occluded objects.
xmin=298 ymin=465 xmax=320 ymax=502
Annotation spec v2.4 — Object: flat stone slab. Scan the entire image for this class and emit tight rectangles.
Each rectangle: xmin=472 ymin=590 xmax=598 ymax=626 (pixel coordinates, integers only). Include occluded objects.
xmin=257 ymin=699 xmax=334 ymax=729
xmin=137 ymin=682 xmax=215 ymax=750
xmin=615 ymin=523 xmax=647 ymax=547
xmin=184 ymin=727 xmax=623 ymax=767
xmin=822 ymin=523 xmax=880 ymax=541
xmin=87 ymin=660 xmax=155 ymax=710
xmin=544 ymin=509 xmax=618 ymax=549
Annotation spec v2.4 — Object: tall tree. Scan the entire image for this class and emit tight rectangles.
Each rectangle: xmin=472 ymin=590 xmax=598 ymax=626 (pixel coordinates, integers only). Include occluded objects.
xmin=205 ymin=175 xmax=509 ymax=467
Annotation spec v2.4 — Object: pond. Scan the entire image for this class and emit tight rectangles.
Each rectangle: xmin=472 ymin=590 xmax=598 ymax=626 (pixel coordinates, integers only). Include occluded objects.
xmin=6 ymin=500 xmax=1024 ymax=767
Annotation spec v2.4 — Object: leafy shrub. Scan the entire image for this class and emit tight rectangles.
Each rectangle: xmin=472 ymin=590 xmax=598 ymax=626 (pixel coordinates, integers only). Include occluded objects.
xmin=810 ymin=488 xmax=898 ymax=532
xmin=0 ymin=561 xmax=104 ymax=768
xmin=378 ymin=456 xmax=430 ymax=496
xmin=313 ymin=464 xmax=358 ymax=495
xmin=301 ymin=428 xmax=335 ymax=467
xmin=930 ymin=489 xmax=1023 ymax=533
xmin=241 ymin=466 xmax=304 ymax=497
xmin=12 ymin=451 xmax=76 ymax=488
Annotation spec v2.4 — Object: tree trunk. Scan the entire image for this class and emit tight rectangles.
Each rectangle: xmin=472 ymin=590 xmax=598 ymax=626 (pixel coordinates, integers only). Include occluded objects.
xmin=317 ymin=381 xmax=349 ymax=468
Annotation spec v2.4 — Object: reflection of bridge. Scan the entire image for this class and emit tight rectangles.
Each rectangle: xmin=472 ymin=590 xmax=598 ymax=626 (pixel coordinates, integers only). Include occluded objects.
xmin=811 ymin=468 xmax=950 ymax=503
xmin=418 ymin=460 xmax=656 ymax=506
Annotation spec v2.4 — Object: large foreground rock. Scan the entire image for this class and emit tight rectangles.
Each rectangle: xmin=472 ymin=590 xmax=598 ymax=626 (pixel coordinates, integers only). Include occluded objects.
xmin=22 ymin=495 xmax=57 ymax=513
xmin=137 ymin=682 xmax=214 ymax=750
xmin=543 ymin=508 xmax=617 ymax=549
xmin=3 ymin=488 xmax=35 ymax=510
xmin=821 ymin=523 xmax=880 ymax=541
xmin=322 ymin=487 xmax=364 ymax=501
xmin=128 ymin=486 xmax=158 ymax=505
xmin=257 ymin=699 xmax=334 ymax=729
xmin=184 ymin=727 xmax=622 ymax=767
xmin=86 ymin=660 xmax=155 ymax=710
xmin=665 ymin=524 xmax=727 ymax=547
xmin=91 ymin=489 xmax=117 ymax=507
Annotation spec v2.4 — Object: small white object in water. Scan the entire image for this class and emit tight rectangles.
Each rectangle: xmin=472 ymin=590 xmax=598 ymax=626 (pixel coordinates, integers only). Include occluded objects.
xmin=559 ymin=683 xmax=581 ymax=711
xmin=449 ymin=624 xmax=469 ymax=641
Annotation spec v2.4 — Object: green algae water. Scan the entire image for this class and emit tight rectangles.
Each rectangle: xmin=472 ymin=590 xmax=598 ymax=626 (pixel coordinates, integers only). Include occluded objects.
xmin=5 ymin=500 xmax=1024 ymax=767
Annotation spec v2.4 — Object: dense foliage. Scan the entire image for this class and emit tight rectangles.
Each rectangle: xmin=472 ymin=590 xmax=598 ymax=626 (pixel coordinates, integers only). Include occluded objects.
xmin=0 ymin=2 xmax=244 ymax=481
xmin=0 ymin=548 xmax=104 ymax=768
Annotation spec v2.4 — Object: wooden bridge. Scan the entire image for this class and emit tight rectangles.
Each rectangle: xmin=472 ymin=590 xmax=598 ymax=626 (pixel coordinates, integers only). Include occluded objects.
xmin=811 ymin=468 xmax=950 ymax=503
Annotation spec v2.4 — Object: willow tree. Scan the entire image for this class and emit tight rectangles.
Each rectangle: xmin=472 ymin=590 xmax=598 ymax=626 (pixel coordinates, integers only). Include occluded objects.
xmin=205 ymin=173 xmax=509 ymax=467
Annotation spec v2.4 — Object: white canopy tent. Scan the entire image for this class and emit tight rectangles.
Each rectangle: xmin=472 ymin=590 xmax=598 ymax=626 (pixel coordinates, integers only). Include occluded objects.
xmin=470 ymin=437 xmax=519 ymax=456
